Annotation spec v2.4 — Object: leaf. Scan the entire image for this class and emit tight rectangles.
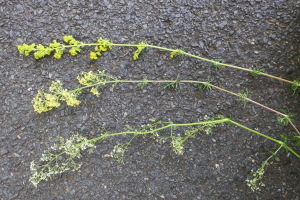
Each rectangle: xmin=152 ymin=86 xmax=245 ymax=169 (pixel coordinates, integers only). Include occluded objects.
xmin=269 ymin=151 xmax=277 ymax=159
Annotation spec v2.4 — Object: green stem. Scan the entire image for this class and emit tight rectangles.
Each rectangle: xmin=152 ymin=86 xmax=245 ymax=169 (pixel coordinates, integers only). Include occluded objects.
xmin=37 ymin=118 xmax=300 ymax=180
xmin=229 ymin=120 xmax=282 ymax=144
xmin=285 ymin=146 xmax=300 ymax=159
xmin=230 ymin=120 xmax=300 ymax=159
xmin=64 ymin=78 xmax=299 ymax=134
xmin=90 ymin=118 xmax=229 ymax=143
xmin=260 ymin=145 xmax=283 ymax=169
xmin=266 ymin=145 xmax=283 ymax=162
xmin=125 ymin=134 xmax=138 ymax=150
xmin=37 ymin=119 xmax=227 ymax=176
xmin=31 ymin=42 xmax=297 ymax=86
xmin=182 ymin=131 xmax=194 ymax=143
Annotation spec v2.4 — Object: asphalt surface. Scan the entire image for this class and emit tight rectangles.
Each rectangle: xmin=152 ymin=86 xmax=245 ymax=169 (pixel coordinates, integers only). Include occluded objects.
xmin=0 ymin=0 xmax=300 ymax=199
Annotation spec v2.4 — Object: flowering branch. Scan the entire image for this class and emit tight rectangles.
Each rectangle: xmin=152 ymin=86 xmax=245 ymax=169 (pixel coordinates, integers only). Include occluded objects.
xmin=17 ymin=36 xmax=299 ymax=93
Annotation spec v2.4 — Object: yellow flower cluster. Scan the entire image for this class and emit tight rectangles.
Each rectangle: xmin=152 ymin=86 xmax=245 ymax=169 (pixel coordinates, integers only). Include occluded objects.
xmin=18 ymin=40 xmax=65 ymax=59
xmin=90 ymin=37 xmax=112 ymax=60
xmin=49 ymin=80 xmax=63 ymax=93
xmin=32 ymin=89 xmax=60 ymax=114
xmin=17 ymin=43 xmax=36 ymax=56
xmin=33 ymin=44 xmax=53 ymax=59
xmin=63 ymin=35 xmax=82 ymax=56
xmin=32 ymin=80 xmax=81 ymax=113
xmin=170 ymin=49 xmax=179 ymax=58
xmin=90 ymin=52 xmax=98 ymax=60
xmin=60 ymin=90 xmax=81 ymax=106
xmin=49 ymin=40 xmax=64 ymax=59
xmin=69 ymin=47 xmax=81 ymax=56
xmin=133 ymin=41 xmax=146 ymax=60
xmin=170 ymin=49 xmax=184 ymax=58
xmin=77 ymin=71 xmax=99 ymax=86
xmin=90 ymin=87 xmax=100 ymax=97
xmin=77 ymin=70 xmax=107 ymax=97
xmin=63 ymin=35 xmax=74 ymax=43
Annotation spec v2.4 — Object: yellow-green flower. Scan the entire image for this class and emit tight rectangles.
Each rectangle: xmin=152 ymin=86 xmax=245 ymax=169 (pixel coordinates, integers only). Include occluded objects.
xmin=54 ymin=53 xmax=62 ymax=59
xmin=170 ymin=49 xmax=184 ymax=58
xmin=69 ymin=48 xmax=76 ymax=56
xmin=49 ymin=40 xmax=61 ymax=48
xmin=97 ymin=37 xmax=112 ymax=50
xmin=77 ymin=71 xmax=98 ymax=86
xmin=33 ymin=44 xmax=53 ymax=59
xmin=69 ymin=46 xmax=81 ymax=56
xmin=100 ymin=46 xmax=107 ymax=51
xmin=137 ymin=41 xmax=145 ymax=51
xmin=133 ymin=53 xmax=139 ymax=60
xmin=97 ymin=37 xmax=104 ymax=44
xmin=63 ymin=35 xmax=74 ymax=43
xmin=90 ymin=87 xmax=100 ymax=97
xmin=49 ymin=80 xmax=63 ymax=93
xmin=170 ymin=50 xmax=178 ymax=58
xmin=32 ymin=89 xmax=60 ymax=113
xmin=133 ymin=41 xmax=146 ymax=60
xmin=18 ymin=43 xmax=36 ymax=56
xmin=92 ymin=39 xmax=110 ymax=60
xmin=90 ymin=52 xmax=98 ymax=60
xmin=60 ymin=90 xmax=81 ymax=107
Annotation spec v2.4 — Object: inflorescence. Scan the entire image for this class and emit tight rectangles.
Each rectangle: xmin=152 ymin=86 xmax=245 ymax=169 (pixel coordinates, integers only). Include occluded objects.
xmin=17 ymin=35 xmax=299 ymax=94
xmin=17 ymin=36 xmax=300 ymax=192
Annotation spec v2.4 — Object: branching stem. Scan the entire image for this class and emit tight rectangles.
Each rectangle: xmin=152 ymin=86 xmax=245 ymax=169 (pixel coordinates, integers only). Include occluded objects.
xmin=26 ymin=42 xmax=297 ymax=86
xmin=34 ymin=118 xmax=300 ymax=185
xmin=59 ymin=78 xmax=298 ymax=135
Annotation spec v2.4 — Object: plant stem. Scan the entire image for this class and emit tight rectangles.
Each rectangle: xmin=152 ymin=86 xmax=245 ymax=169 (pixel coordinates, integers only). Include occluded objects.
xmin=264 ymin=145 xmax=283 ymax=164
xmin=55 ymin=42 xmax=297 ymax=85
xmin=285 ymin=146 xmax=300 ymax=159
xmin=270 ymin=145 xmax=283 ymax=161
xmin=229 ymin=120 xmax=282 ymax=144
xmin=126 ymin=43 xmax=295 ymax=85
xmin=288 ymin=119 xmax=300 ymax=136
xmin=230 ymin=120 xmax=300 ymax=159
xmin=208 ymin=84 xmax=286 ymax=117
xmin=61 ymin=78 xmax=299 ymax=135
xmin=37 ymin=118 xmax=300 ymax=181
xmin=38 ymin=119 xmax=228 ymax=176
xmin=207 ymin=84 xmax=299 ymax=135
xmin=33 ymin=42 xmax=297 ymax=86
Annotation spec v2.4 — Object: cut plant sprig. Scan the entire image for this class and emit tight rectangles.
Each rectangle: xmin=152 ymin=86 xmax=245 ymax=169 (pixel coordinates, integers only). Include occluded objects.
xmin=17 ymin=36 xmax=299 ymax=93
xmin=30 ymin=117 xmax=229 ymax=186
xmin=32 ymin=71 xmax=300 ymax=135
xmin=29 ymin=116 xmax=300 ymax=188
xmin=246 ymin=133 xmax=295 ymax=191
xmin=246 ymin=145 xmax=283 ymax=191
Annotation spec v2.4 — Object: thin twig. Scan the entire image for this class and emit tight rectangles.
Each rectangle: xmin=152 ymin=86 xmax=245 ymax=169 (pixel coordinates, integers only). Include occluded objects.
xmin=123 ymin=49 xmax=130 ymax=57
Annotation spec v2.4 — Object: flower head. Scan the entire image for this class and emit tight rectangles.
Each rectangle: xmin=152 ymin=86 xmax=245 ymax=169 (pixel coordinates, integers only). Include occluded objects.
xmin=90 ymin=52 xmax=98 ymax=59
xmin=18 ymin=43 xmax=36 ymax=56
xmin=133 ymin=41 xmax=146 ymax=60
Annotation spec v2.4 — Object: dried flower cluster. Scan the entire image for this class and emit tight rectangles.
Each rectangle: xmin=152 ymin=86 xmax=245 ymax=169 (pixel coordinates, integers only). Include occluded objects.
xmin=30 ymin=134 xmax=96 ymax=187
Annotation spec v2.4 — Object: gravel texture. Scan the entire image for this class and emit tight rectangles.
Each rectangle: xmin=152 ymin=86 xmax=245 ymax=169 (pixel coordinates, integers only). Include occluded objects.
xmin=1 ymin=0 xmax=300 ymax=199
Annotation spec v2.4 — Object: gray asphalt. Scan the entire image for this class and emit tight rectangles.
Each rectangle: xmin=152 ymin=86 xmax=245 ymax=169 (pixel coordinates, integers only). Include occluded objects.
xmin=0 ymin=0 xmax=300 ymax=199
